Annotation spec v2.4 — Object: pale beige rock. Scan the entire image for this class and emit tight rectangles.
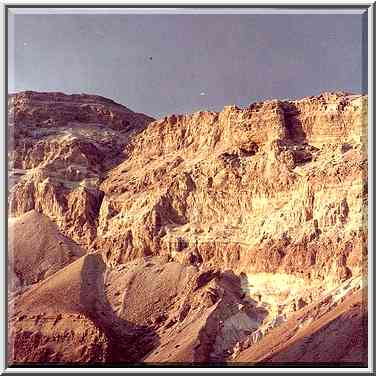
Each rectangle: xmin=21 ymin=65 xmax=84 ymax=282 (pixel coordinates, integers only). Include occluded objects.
xmin=8 ymin=90 xmax=368 ymax=365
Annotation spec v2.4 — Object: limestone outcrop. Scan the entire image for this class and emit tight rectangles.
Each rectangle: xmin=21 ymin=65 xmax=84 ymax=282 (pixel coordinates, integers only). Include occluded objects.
xmin=8 ymin=90 xmax=368 ymax=365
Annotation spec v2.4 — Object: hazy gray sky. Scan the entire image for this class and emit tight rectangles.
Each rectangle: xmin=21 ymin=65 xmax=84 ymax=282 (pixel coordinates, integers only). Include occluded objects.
xmin=8 ymin=9 xmax=367 ymax=118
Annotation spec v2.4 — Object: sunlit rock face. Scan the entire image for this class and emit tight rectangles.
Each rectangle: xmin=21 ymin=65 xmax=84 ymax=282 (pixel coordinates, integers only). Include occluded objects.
xmin=97 ymin=92 xmax=367 ymax=288
xmin=8 ymin=91 xmax=368 ymax=365
xmin=8 ymin=91 xmax=154 ymax=248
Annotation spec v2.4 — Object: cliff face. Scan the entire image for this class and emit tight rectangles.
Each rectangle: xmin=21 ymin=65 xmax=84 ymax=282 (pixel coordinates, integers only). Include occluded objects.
xmin=9 ymin=91 xmax=367 ymax=283
xmin=8 ymin=91 xmax=154 ymax=247
xmin=8 ymin=91 xmax=368 ymax=365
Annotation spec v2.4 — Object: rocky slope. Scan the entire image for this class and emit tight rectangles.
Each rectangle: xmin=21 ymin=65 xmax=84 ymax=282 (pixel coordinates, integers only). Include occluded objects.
xmin=9 ymin=254 xmax=249 ymax=364
xmin=8 ymin=210 xmax=84 ymax=296
xmin=8 ymin=90 xmax=368 ymax=366
xmin=233 ymin=277 xmax=367 ymax=365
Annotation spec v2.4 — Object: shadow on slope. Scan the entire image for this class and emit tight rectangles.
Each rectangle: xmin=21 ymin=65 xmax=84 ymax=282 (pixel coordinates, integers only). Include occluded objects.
xmin=233 ymin=288 xmax=367 ymax=367
xmin=8 ymin=253 xmax=160 ymax=365
xmin=79 ymin=254 xmax=160 ymax=363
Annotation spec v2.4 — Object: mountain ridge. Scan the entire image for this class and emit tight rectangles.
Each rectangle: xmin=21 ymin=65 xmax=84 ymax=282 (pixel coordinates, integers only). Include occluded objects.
xmin=8 ymin=89 xmax=368 ymax=365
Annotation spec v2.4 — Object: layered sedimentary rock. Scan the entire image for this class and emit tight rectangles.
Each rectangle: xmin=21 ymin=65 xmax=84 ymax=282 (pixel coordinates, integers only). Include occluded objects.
xmin=8 ymin=90 xmax=368 ymax=365
xmin=97 ymin=92 xmax=367 ymax=289
xmin=233 ymin=278 xmax=367 ymax=365
xmin=9 ymin=91 xmax=154 ymax=247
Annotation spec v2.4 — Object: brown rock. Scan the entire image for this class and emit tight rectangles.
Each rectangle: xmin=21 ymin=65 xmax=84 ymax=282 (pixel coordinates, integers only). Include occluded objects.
xmin=8 ymin=91 xmax=368 ymax=365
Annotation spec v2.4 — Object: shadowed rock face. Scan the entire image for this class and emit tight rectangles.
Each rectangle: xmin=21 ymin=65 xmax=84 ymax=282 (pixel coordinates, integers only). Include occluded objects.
xmin=8 ymin=91 xmax=368 ymax=365
xmin=233 ymin=285 xmax=367 ymax=366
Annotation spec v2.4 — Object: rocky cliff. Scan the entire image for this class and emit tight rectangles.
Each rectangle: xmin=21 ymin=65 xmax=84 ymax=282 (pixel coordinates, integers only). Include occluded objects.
xmin=8 ymin=91 xmax=368 ymax=365
xmin=9 ymin=91 xmax=154 ymax=247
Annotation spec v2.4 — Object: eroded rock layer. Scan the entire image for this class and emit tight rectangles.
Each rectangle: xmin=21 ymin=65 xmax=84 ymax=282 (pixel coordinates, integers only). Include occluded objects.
xmin=8 ymin=91 xmax=368 ymax=366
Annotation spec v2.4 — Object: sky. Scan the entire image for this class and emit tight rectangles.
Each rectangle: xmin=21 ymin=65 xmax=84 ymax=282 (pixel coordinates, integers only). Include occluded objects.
xmin=8 ymin=9 xmax=368 ymax=118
